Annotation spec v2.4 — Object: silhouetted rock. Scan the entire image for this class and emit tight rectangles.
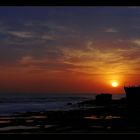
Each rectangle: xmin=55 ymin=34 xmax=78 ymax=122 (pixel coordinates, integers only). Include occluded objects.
xmin=96 ymin=93 xmax=112 ymax=106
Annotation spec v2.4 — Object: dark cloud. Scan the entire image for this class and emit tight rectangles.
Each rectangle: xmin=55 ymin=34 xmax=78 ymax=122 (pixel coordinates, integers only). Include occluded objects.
xmin=0 ymin=7 xmax=140 ymax=75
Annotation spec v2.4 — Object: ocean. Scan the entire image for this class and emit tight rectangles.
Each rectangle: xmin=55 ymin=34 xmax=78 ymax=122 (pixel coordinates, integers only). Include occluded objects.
xmin=0 ymin=93 xmax=125 ymax=116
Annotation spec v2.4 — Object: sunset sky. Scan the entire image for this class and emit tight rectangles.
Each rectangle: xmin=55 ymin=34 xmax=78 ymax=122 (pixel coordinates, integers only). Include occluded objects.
xmin=0 ymin=7 xmax=140 ymax=94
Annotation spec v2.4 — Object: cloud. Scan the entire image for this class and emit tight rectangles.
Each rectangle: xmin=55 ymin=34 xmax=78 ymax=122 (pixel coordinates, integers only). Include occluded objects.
xmin=8 ymin=31 xmax=33 ymax=39
xmin=1 ymin=37 xmax=140 ymax=77
xmin=0 ymin=20 xmax=82 ymax=49
xmin=19 ymin=56 xmax=34 ymax=65
xmin=41 ymin=35 xmax=56 ymax=41
xmin=132 ymin=39 xmax=140 ymax=46
xmin=104 ymin=28 xmax=118 ymax=33
xmin=59 ymin=40 xmax=140 ymax=75
xmin=19 ymin=56 xmax=49 ymax=67
xmin=17 ymin=56 xmax=69 ymax=76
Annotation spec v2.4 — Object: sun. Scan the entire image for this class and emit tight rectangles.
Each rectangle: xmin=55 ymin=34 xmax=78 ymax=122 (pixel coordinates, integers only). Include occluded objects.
xmin=111 ymin=81 xmax=119 ymax=87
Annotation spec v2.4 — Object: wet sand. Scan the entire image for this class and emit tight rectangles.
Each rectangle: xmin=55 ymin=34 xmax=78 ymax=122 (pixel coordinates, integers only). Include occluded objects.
xmin=0 ymin=98 xmax=139 ymax=134
xmin=0 ymin=107 xmax=128 ymax=134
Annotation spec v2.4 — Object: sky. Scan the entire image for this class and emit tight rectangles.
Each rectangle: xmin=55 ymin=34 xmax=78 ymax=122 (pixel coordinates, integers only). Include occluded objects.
xmin=0 ymin=6 xmax=140 ymax=94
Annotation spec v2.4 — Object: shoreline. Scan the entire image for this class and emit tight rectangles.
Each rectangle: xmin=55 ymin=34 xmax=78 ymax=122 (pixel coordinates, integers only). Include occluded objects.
xmin=0 ymin=95 xmax=138 ymax=134
xmin=0 ymin=105 xmax=128 ymax=133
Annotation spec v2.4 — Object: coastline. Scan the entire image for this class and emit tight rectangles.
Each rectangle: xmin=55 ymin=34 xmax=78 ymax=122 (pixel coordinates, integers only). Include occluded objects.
xmin=0 ymin=99 xmax=128 ymax=134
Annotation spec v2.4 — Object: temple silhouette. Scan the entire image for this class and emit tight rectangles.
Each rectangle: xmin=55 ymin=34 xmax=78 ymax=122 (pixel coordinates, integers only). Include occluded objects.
xmin=124 ymin=85 xmax=140 ymax=106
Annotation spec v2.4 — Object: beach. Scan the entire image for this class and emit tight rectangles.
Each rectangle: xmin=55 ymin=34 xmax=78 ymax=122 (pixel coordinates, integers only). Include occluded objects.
xmin=0 ymin=101 xmax=128 ymax=134
xmin=0 ymin=93 xmax=139 ymax=134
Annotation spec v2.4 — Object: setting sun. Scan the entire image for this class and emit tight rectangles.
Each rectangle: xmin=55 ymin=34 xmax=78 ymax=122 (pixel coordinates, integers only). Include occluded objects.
xmin=111 ymin=81 xmax=119 ymax=87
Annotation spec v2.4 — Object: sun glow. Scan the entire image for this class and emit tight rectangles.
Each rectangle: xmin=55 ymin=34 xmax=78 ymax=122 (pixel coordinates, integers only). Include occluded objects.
xmin=111 ymin=81 xmax=119 ymax=87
